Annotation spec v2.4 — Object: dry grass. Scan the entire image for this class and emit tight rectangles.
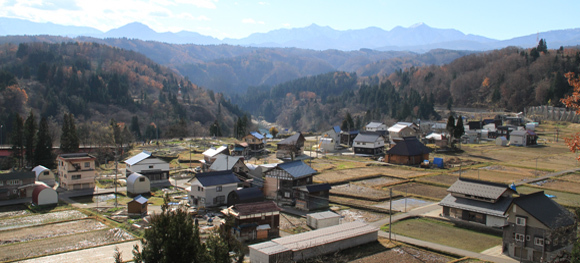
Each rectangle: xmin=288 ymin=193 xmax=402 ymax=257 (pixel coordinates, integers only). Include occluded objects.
xmin=535 ymin=180 xmax=580 ymax=194
xmin=331 ymin=184 xmax=392 ymax=200
xmin=315 ymin=167 xmax=430 ymax=184
xmin=450 ymin=169 xmax=532 ymax=184
xmin=558 ymin=172 xmax=580 ymax=183
xmin=516 ymin=185 xmax=580 ymax=207
xmin=416 ymin=174 xmax=459 ymax=187
xmin=389 ymin=183 xmax=449 ymax=200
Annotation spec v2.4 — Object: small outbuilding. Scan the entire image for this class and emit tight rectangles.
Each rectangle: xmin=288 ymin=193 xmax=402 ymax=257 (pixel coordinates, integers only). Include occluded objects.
xmin=32 ymin=183 xmax=58 ymax=206
xmin=307 ymin=211 xmax=341 ymax=229
xmin=386 ymin=136 xmax=431 ymax=165
xmin=495 ymin=136 xmax=508 ymax=146
xmin=126 ymin=173 xmax=151 ymax=196
xmin=32 ymin=165 xmax=55 ymax=187
xmin=128 ymin=195 xmax=148 ymax=216
xmin=509 ymin=130 xmax=538 ymax=146
xmin=227 ymin=187 xmax=264 ymax=206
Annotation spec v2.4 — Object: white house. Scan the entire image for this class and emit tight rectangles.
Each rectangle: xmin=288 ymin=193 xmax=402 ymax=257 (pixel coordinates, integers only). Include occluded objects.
xmin=353 ymin=132 xmax=385 ymax=156
xmin=126 ymin=173 xmax=151 ymax=196
xmin=388 ymin=122 xmax=419 ymax=142
xmin=189 ymin=171 xmax=241 ymax=208
xmin=124 ymin=151 xmax=169 ymax=182
xmin=321 ymin=126 xmax=341 ymax=148
xmin=365 ymin=122 xmax=387 ymax=133
xmin=32 ymin=165 xmax=55 ymax=187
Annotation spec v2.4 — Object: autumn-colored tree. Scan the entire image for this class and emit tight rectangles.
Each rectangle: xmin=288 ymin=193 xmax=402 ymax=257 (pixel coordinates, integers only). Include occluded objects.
xmin=561 ymin=72 xmax=580 ymax=161
xmin=269 ymin=126 xmax=279 ymax=138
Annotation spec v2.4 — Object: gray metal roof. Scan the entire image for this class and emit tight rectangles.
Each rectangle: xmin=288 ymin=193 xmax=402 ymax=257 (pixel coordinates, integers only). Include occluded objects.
xmin=0 ymin=171 xmax=35 ymax=181
xmin=124 ymin=151 xmax=152 ymax=165
xmin=366 ymin=122 xmax=385 ymax=128
xmin=439 ymin=194 xmax=512 ymax=217
xmin=132 ymin=195 xmax=148 ymax=204
xmin=513 ymin=191 xmax=575 ymax=229
xmin=209 ymin=154 xmax=243 ymax=171
xmin=202 ymin=146 xmax=228 ymax=157
xmin=308 ymin=211 xmax=341 ymax=220
xmin=447 ymin=178 xmax=514 ymax=200
xmin=194 ymin=171 xmax=241 ymax=187
xmin=353 ymin=132 xmax=383 ymax=143
xmin=277 ymin=133 xmax=304 ymax=145
xmin=277 ymin=161 xmax=316 ymax=179
xmin=127 ymin=173 xmax=149 ymax=185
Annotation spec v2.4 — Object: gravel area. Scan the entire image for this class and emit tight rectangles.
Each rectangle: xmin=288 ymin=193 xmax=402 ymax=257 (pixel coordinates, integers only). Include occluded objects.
xmin=279 ymin=213 xmax=310 ymax=233
xmin=338 ymin=209 xmax=384 ymax=223
xmin=0 ymin=219 xmax=107 ymax=245
xmin=0 ymin=210 xmax=87 ymax=231
xmin=0 ymin=209 xmax=30 ymax=219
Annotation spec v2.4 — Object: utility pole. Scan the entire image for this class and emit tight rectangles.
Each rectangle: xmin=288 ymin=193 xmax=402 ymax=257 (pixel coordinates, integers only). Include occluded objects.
xmin=114 ymin=147 xmax=118 ymax=208
xmin=389 ymin=188 xmax=392 ymax=241
xmin=189 ymin=141 xmax=192 ymax=169
xmin=0 ymin=124 xmax=3 ymax=145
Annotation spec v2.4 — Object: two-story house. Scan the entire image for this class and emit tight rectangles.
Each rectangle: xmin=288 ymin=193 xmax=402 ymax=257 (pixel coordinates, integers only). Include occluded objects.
xmin=224 ymin=200 xmax=281 ymax=241
xmin=320 ymin=126 xmax=341 ymax=152
xmin=189 ymin=171 xmax=241 ymax=208
xmin=365 ymin=122 xmax=388 ymax=135
xmin=201 ymin=146 xmax=230 ymax=170
xmin=439 ymin=178 xmax=516 ymax=227
xmin=352 ymin=132 xmax=385 ymax=156
xmin=294 ymin=183 xmax=331 ymax=211
xmin=124 ymin=151 xmax=169 ymax=182
xmin=57 ymin=153 xmax=96 ymax=191
xmin=263 ymin=160 xmax=316 ymax=204
xmin=503 ymin=191 xmax=576 ymax=262
xmin=388 ymin=122 xmax=419 ymax=143
xmin=276 ymin=132 xmax=305 ymax=160
xmin=242 ymin=132 xmax=266 ymax=156
xmin=0 ymin=171 xmax=36 ymax=200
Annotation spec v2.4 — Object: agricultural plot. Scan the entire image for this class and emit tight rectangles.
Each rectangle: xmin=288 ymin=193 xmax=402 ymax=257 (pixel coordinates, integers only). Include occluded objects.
xmin=450 ymin=169 xmax=532 ymax=184
xmin=0 ymin=219 xmax=107 ymax=245
xmin=0 ymin=205 xmax=30 ymax=219
xmin=507 ymin=153 xmax=579 ymax=171
xmin=331 ymin=183 xmax=392 ymax=200
xmin=330 ymin=195 xmax=383 ymax=208
xmin=530 ymin=179 xmax=580 ymax=194
xmin=315 ymin=167 xmax=430 ymax=184
xmin=0 ymin=210 xmax=87 ymax=231
xmin=416 ymin=174 xmax=458 ymax=187
xmin=389 ymin=183 xmax=449 ymax=200
xmin=349 ymin=245 xmax=454 ymax=263
xmin=374 ymin=198 xmax=433 ymax=212
xmin=388 ymin=218 xmax=502 ymax=252
xmin=516 ymin=186 xmax=580 ymax=207
xmin=559 ymin=172 xmax=580 ymax=183
xmin=352 ymin=176 xmax=404 ymax=188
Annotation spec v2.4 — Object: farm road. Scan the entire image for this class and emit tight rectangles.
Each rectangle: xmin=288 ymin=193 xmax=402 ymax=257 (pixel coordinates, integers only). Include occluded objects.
xmin=19 ymin=240 xmax=140 ymax=263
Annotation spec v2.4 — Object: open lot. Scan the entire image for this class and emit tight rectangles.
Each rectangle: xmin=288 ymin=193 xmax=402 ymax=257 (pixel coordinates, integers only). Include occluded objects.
xmin=0 ymin=210 xmax=87 ymax=231
xmin=352 ymin=176 xmax=404 ymax=188
xmin=374 ymin=198 xmax=434 ymax=212
xmin=388 ymin=218 xmax=502 ymax=252
xmin=0 ymin=219 xmax=107 ymax=245
xmin=331 ymin=183 xmax=392 ymax=200
xmin=349 ymin=245 xmax=454 ymax=263
xmin=389 ymin=183 xmax=449 ymax=200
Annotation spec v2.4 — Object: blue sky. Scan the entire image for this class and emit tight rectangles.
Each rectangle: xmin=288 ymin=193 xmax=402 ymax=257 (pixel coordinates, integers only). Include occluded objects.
xmin=0 ymin=0 xmax=578 ymax=40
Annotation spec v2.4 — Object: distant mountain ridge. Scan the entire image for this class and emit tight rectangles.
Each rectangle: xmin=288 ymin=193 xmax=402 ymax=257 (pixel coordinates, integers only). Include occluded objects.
xmin=2 ymin=17 xmax=580 ymax=51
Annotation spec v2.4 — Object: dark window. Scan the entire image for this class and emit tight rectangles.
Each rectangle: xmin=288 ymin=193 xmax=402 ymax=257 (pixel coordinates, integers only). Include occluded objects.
xmin=71 ymin=175 xmax=81 ymax=180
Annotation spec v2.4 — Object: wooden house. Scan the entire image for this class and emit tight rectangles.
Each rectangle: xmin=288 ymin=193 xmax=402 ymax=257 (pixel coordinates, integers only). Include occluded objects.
xmin=365 ymin=122 xmax=388 ymax=134
xmin=124 ymin=151 xmax=169 ymax=183
xmin=352 ymin=132 xmax=385 ymax=156
xmin=502 ymin=192 xmax=576 ymax=262
xmin=242 ymin=132 xmax=266 ymax=156
xmin=263 ymin=161 xmax=316 ymax=203
xmin=340 ymin=130 xmax=359 ymax=146
xmin=388 ymin=122 xmax=419 ymax=142
xmin=386 ymin=136 xmax=430 ymax=165
xmin=231 ymin=142 xmax=249 ymax=157
xmin=224 ymin=201 xmax=281 ymax=241
xmin=276 ymin=133 xmax=305 ymax=160
xmin=294 ymin=183 xmax=331 ymax=211
xmin=128 ymin=195 xmax=148 ymax=216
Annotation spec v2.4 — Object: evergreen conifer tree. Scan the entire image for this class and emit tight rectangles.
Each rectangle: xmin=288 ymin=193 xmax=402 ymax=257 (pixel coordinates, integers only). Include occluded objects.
xmin=11 ymin=114 xmax=24 ymax=168
xmin=23 ymin=111 xmax=37 ymax=167
xmin=35 ymin=117 xmax=54 ymax=168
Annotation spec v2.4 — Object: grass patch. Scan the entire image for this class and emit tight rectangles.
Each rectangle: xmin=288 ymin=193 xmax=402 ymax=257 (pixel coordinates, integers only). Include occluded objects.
xmin=386 ymin=218 xmax=501 ymax=252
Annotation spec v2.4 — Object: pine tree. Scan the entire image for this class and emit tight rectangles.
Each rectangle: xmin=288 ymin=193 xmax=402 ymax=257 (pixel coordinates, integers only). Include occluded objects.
xmin=35 ymin=117 xmax=54 ymax=168
xmin=11 ymin=114 xmax=24 ymax=168
xmin=130 ymin=116 xmax=142 ymax=141
xmin=454 ymin=116 xmax=465 ymax=139
xmin=446 ymin=115 xmax=456 ymax=136
xmin=23 ymin=111 xmax=37 ymax=167
xmin=60 ymin=114 xmax=79 ymax=153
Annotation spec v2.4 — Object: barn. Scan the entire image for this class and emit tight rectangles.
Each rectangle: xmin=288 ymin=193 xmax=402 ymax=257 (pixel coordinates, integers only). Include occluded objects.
xmin=126 ymin=173 xmax=151 ymax=196
xmin=32 ymin=183 xmax=58 ymax=206
xmin=386 ymin=136 xmax=431 ymax=165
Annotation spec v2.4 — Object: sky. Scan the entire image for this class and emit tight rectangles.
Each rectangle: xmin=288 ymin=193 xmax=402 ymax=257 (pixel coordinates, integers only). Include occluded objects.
xmin=0 ymin=0 xmax=579 ymax=40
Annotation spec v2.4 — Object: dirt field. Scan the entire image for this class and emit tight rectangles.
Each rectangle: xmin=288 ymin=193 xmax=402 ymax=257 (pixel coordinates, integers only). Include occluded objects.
xmin=530 ymin=179 xmax=580 ymax=194
xmin=416 ymin=174 xmax=459 ymax=187
xmin=353 ymin=176 xmax=404 ymax=188
xmin=349 ymin=245 xmax=454 ymax=263
xmin=450 ymin=169 xmax=531 ymax=184
xmin=516 ymin=186 xmax=580 ymax=207
xmin=279 ymin=213 xmax=310 ymax=234
xmin=0 ymin=210 xmax=87 ymax=231
xmin=390 ymin=183 xmax=449 ymax=200
xmin=331 ymin=183 xmax=392 ymax=200
xmin=558 ymin=172 xmax=580 ymax=183
xmin=338 ymin=208 xmax=384 ymax=223
xmin=315 ymin=167 xmax=431 ymax=184
xmin=0 ymin=219 xmax=107 ymax=245
xmin=0 ymin=205 xmax=30 ymax=219
xmin=0 ymin=228 xmax=133 ymax=262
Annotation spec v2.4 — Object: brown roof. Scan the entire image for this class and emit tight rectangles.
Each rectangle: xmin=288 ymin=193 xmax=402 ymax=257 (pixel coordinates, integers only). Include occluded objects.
xmin=233 ymin=201 xmax=281 ymax=216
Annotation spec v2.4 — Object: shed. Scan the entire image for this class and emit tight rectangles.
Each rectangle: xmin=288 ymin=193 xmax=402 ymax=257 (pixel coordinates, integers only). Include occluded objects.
xmin=32 ymin=183 xmax=58 ymax=206
xmin=126 ymin=173 xmax=151 ymax=196
xmin=227 ymin=187 xmax=264 ymax=206
xmin=307 ymin=211 xmax=341 ymax=229
xmin=32 ymin=165 xmax=55 ymax=187
xmin=509 ymin=130 xmax=538 ymax=146
xmin=128 ymin=195 xmax=148 ymax=216
xmin=386 ymin=136 xmax=431 ymax=165
xmin=318 ymin=137 xmax=337 ymax=153
xmin=433 ymin=158 xmax=444 ymax=168
xmin=495 ymin=136 xmax=508 ymax=146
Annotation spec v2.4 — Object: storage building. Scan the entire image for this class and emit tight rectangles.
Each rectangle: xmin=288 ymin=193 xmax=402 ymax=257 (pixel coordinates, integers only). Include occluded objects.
xmin=306 ymin=211 xmax=341 ymax=229
xmin=126 ymin=173 xmax=151 ymax=196
xmin=32 ymin=165 xmax=55 ymax=187
xmin=32 ymin=183 xmax=58 ymax=205
xmin=128 ymin=195 xmax=148 ymax=216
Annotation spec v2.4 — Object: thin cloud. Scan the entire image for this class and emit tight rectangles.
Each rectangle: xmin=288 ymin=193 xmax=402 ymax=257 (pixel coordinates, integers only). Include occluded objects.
xmin=175 ymin=0 xmax=218 ymax=9
xmin=28 ymin=0 xmax=81 ymax=11
xmin=258 ymin=2 xmax=269 ymax=5
xmin=242 ymin=18 xmax=264 ymax=24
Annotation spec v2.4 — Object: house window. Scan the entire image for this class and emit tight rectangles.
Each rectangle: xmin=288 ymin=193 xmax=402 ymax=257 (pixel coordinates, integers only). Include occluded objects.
xmin=84 ymin=162 xmax=90 ymax=168
xmin=7 ymin=179 xmax=21 ymax=185
xmin=284 ymin=192 xmax=290 ymax=198
xmin=261 ymin=214 xmax=265 ymax=220
xmin=139 ymin=178 xmax=145 ymax=182
xmin=216 ymin=186 xmax=222 ymax=192
xmin=71 ymin=175 xmax=81 ymax=180
xmin=535 ymin=238 xmax=544 ymax=246
xmin=44 ymin=171 xmax=50 ymax=175
xmin=149 ymin=165 xmax=154 ymax=169
xmin=516 ymin=217 xmax=526 ymax=226
xmin=214 ymin=195 xmax=225 ymax=204
xmin=515 ymin=233 xmax=525 ymax=242
xmin=526 ymin=235 xmax=531 ymax=241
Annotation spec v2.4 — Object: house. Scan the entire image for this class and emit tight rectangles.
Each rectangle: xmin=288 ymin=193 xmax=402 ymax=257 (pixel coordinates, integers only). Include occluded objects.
xmin=340 ymin=130 xmax=359 ymax=146
xmin=231 ymin=142 xmax=249 ymax=157
xmin=189 ymin=171 xmax=241 ymax=208
xmin=209 ymin=154 xmax=249 ymax=174
xmin=461 ymin=130 xmax=480 ymax=144
xmin=386 ymin=136 xmax=431 ymax=165
xmin=224 ymin=200 xmax=281 ymax=241
xmin=124 ymin=151 xmax=169 ymax=182
xmin=431 ymin=122 xmax=448 ymax=133
xmin=226 ymin=187 xmax=264 ymax=206
xmin=352 ymin=132 xmax=385 ymax=156
xmin=126 ymin=173 xmax=151 ymax=196
xmin=242 ymin=132 xmax=266 ymax=156
xmin=57 ymin=153 xmax=96 ymax=191
xmin=201 ymin=145 xmax=230 ymax=170
xmin=32 ymin=183 xmax=58 ymax=206
xmin=249 ymin=221 xmax=378 ymax=263
xmin=388 ymin=122 xmax=419 ymax=142
xmin=496 ymin=126 xmax=515 ymax=140
xmin=276 ymin=133 xmax=305 ymax=160
xmin=425 ymin=133 xmax=449 ymax=147
xmin=502 ymin=191 xmax=576 ymax=262
xmin=128 ymin=195 xmax=148 ymax=216
xmin=263 ymin=161 xmax=316 ymax=203
xmin=365 ymin=122 xmax=388 ymax=135
xmin=32 ymin=165 xmax=55 ymax=187
xmin=0 ymin=171 xmax=36 ymax=200
xmin=294 ymin=183 xmax=331 ymax=211
xmin=440 ymin=178 xmax=516 ymax=227
xmin=510 ymin=130 xmax=538 ymax=146
xmin=307 ymin=211 xmax=341 ymax=229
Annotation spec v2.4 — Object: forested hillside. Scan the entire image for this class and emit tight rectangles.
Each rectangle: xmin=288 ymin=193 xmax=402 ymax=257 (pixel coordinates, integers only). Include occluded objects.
xmin=0 ymin=41 xmax=244 ymax=146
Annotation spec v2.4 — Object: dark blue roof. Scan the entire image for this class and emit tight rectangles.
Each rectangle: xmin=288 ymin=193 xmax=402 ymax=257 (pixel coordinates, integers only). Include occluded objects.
xmin=195 ymin=170 xmax=241 ymax=186
xmin=235 ymin=187 xmax=264 ymax=201
xmin=277 ymin=160 xmax=316 ymax=178
xmin=387 ymin=136 xmax=431 ymax=156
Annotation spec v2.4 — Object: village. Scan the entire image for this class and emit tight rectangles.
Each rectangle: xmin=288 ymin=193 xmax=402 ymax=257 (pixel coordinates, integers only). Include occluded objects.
xmin=0 ymin=108 xmax=580 ymax=263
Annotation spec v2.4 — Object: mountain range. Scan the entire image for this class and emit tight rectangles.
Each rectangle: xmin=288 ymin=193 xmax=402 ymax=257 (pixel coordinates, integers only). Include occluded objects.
xmin=2 ymin=17 xmax=580 ymax=52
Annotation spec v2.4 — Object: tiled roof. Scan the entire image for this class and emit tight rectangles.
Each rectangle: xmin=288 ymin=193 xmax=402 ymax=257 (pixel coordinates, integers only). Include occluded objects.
xmin=194 ymin=171 xmax=241 ymax=187
xmin=440 ymin=194 xmax=512 ymax=217
xmin=233 ymin=200 xmax=280 ymax=216
xmin=0 ymin=171 xmax=35 ymax=181
xmin=366 ymin=122 xmax=384 ymax=128
xmin=446 ymin=178 xmax=514 ymax=200
xmin=59 ymin=153 xmax=95 ymax=159
xmin=513 ymin=191 xmax=575 ymax=229
xmin=277 ymin=133 xmax=304 ymax=145
xmin=277 ymin=161 xmax=316 ymax=179
xmin=387 ymin=136 xmax=431 ymax=156
xmin=124 ymin=151 xmax=152 ymax=165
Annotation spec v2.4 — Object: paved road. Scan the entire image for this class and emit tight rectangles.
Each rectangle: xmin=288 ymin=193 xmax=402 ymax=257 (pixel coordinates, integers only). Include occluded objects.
xmin=19 ymin=240 xmax=140 ymax=263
